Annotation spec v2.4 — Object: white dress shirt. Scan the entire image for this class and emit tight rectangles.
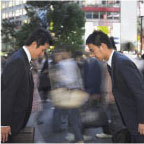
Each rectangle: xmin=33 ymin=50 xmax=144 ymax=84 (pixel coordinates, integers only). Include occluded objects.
xmin=107 ymin=50 xmax=115 ymax=67
xmin=23 ymin=46 xmax=32 ymax=63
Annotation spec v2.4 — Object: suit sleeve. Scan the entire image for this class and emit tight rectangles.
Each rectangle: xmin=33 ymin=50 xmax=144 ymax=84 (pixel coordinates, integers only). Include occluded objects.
xmin=1 ymin=59 xmax=25 ymax=126
xmin=119 ymin=60 xmax=144 ymax=123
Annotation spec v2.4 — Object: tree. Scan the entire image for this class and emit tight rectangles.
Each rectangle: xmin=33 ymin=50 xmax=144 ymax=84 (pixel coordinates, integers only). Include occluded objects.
xmin=1 ymin=19 xmax=17 ymax=52
xmin=46 ymin=2 xmax=85 ymax=52
xmin=15 ymin=22 xmax=40 ymax=49
xmin=14 ymin=3 xmax=42 ymax=49
xmin=16 ymin=1 xmax=85 ymax=53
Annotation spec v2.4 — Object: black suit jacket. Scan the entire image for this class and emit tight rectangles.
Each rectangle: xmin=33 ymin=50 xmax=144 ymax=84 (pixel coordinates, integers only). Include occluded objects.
xmin=1 ymin=48 xmax=34 ymax=135
xmin=110 ymin=51 xmax=144 ymax=135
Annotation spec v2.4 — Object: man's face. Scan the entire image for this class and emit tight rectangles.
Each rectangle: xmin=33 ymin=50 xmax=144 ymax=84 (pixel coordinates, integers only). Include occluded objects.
xmin=32 ymin=43 xmax=49 ymax=59
xmin=88 ymin=43 xmax=106 ymax=61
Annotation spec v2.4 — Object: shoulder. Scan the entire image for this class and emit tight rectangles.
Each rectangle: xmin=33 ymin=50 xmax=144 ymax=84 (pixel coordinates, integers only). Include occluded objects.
xmin=4 ymin=49 xmax=26 ymax=71
xmin=8 ymin=49 xmax=25 ymax=64
xmin=114 ymin=52 xmax=134 ymax=65
xmin=113 ymin=52 xmax=138 ymax=71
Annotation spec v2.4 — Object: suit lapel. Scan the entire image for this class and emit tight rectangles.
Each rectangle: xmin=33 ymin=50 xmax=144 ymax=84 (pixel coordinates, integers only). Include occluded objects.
xmin=111 ymin=51 xmax=116 ymax=88
xmin=21 ymin=49 xmax=34 ymax=87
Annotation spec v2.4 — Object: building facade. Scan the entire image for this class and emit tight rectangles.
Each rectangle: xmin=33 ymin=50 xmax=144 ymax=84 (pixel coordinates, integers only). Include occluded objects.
xmin=2 ymin=0 xmax=143 ymax=53
xmin=1 ymin=0 xmax=28 ymax=26
xmin=81 ymin=0 xmax=121 ymax=50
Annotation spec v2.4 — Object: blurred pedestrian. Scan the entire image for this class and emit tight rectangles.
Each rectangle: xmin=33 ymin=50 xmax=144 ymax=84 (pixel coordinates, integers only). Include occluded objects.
xmin=26 ymin=60 xmax=44 ymax=142
xmin=81 ymin=53 xmax=106 ymax=140
xmin=1 ymin=28 xmax=53 ymax=143
xmin=83 ymin=55 xmax=102 ymax=97
xmin=86 ymin=30 xmax=144 ymax=143
xmin=39 ymin=52 xmax=51 ymax=102
xmin=50 ymin=49 xmax=84 ymax=143
xmin=49 ymin=50 xmax=65 ymax=133
xmin=74 ymin=50 xmax=85 ymax=78
xmin=27 ymin=60 xmax=43 ymax=126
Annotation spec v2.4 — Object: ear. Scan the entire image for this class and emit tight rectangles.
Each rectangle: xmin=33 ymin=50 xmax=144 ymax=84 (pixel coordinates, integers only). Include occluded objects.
xmin=101 ymin=43 xmax=107 ymax=50
xmin=31 ymin=41 xmax=37 ymax=48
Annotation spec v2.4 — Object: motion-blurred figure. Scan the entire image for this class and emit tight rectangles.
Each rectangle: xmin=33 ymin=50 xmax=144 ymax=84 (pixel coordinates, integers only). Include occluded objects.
xmin=39 ymin=52 xmax=51 ymax=102
xmin=26 ymin=60 xmax=44 ymax=142
xmin=49 ymin=49 xmax=84 ymax=143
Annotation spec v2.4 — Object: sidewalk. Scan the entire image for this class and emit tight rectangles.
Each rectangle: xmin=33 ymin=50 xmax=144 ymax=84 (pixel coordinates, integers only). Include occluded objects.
xmin=28 ymin=100 xmax=112 ymax=143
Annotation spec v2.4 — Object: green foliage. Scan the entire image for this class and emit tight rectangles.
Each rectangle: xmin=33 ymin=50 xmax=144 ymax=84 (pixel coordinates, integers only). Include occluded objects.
xmin=47 ymin=2 xmax=85 ymax=52
xmin=15 ymin=3 xmax=41 ymax=48
xmin=15 ymin=23 xmax=40 ymax=48
xmin=1 ymin=19 xmax=17 ymax=52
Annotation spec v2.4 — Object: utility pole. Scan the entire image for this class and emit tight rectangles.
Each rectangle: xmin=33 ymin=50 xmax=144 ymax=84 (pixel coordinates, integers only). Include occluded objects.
xmin=140 ymin=16 xmax=143 ymax=54
xmin=139 ymin=0 xmax=144 ymax=54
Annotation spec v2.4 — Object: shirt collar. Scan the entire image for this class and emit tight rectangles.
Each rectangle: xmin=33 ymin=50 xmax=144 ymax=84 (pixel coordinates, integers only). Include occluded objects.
xmin=23 ymin=46 xmax=32 ymax=63
xmin=107 ymin=50 xmax=114 ymax=67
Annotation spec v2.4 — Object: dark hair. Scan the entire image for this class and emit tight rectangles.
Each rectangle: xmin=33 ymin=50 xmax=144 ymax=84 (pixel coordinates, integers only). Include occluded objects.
xmin=141 ymin=54 xmax=144 ymax=60
xmin=24 ymin=28 xmax=54 ymax=47
xmin=86 ymin=30 xmax=112 ymax=49
xmin=110 ymin=36 xmax=117 ymax=50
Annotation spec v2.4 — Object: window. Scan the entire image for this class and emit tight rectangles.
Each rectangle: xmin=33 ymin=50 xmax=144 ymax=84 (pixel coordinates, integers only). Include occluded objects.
xmin=112 ymin=12 xmax=119 ymax=20
xmin=107 ymin=12 xmax=113 ymax=19
xmin=100 ymin=12 xmax=107 ymax=19
xmin=22 ymin=9 xmax=27 ymax=15
xmin=4 ymin=2 xmax=9 ymax=8
xmin=2 ymin=2 xmax=6 ymax=9
xmin=102 ymin=0 xmax=107 ymax=5
xmin=107 ymin=12 xmax=120 ymax=20
xmin=15 ymin=1 xmax=20 ymax=6
xmin=5 ymin=13 xmax=8 ymax=18
xmin=16 ymin=9 xmax=20 ymax=16
xmin=9 ymin=1 xmax=13 ymax=7
xmin=2 ymin=13 xmax=6 ymax=19
xmin=22 ymin=0 xmax=27 ymax=4
xmin=116 ymin=0 xmax=120 ymax=4
xmin=86 ymin=12 xmax=92 ymax=19
xmin=19 ymin=9 xmax=23 ymax=16
xmin=9 ymin=12 xmax=13 ymax=18
xmin=93 ymin=12 xmax=99 ymax=19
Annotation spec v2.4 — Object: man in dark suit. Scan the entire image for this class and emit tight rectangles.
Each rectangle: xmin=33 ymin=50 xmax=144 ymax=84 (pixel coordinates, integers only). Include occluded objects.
xmin=1 ymin=28 xmax=53 ymax=143
xmin=86 ymin=30 xmax=144 ymax=143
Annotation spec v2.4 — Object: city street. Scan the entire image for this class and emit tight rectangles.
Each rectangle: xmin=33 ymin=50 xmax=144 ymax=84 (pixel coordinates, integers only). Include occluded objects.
xmin=28 ymin=100 xmax=112 ymax=143
xmin=1 ymin=0 xmax=144 ymax=143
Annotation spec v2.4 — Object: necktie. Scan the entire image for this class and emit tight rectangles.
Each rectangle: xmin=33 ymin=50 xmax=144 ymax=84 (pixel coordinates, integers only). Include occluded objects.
xmin=29 ymin=61 xmax=34 ymax=88
xmin=30 ymin=60 xmax=33 ymax=71
xmin=107 ymin=64 xmax=112 ymax=77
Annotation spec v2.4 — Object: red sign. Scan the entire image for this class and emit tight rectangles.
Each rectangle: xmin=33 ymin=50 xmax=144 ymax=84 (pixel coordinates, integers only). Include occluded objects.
xmin=82 ymin=7 xmax=120 ymax=12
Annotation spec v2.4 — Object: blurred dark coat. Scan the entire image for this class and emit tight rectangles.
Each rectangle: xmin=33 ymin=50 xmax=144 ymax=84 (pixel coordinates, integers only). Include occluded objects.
xmin=1 ymin=48 xmax=34 ymax=135
xmin=83 ymin=57 xmax=102 ymax=95
xmin=110 ymin=51 xmax=144 ymax=135
xmin=39 ymin=59 xmax=51 ymax=91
